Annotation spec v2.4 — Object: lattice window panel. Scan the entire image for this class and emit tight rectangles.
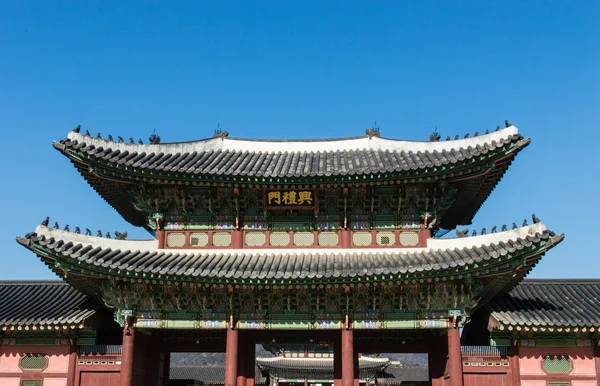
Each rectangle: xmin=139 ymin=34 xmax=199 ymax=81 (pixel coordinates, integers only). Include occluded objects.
xmin=318 ymin=232 xmax=339 ymax=246
xmin=246 ymin=232 xmax=266 ymax=247
xmin=352 ymin=232 xmax=372 ymax=246
xmin=376 ymin=231 xmax=395 ymax=246
xmin=294 ymin=232 xmax=314 ymax=246
xmin=20 ymin=354 xmax=48 ymax=370
xmin=166 ymin=232 xmax=186 ymax=247
xmin=543 ymin=356 xmax=572 ymax=373
xmin=213 ymin=232 xmax=232 ymax=247
xmin=270 ymin=232 xmax=290 ymax=246
xmin=189 ymin=232 xmax=209 ymax=247
xmin=400 ymin=232 xmax=419 ymax=246
xmin=21 ymin=381 xmax=41 ymax=386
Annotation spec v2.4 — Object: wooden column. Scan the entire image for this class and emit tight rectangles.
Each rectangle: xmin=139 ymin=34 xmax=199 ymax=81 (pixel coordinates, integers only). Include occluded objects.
xmin=334 ymin=333 xmax=342 ymax=386
xmin=225 ymin=328 xmax=239 ymax=386
xmin=594 ymin=339 xmax=600 ymax=383
xmin=510 ymin=340 xmax=521 ymax=386
xmin=447 ymin=328 xmax=463 ymax=386
xmin=156 ymin=230 xmax=165 ymax=249
xmin=66 ymin=343 xmax=77 ymax=386
xmin=158 ymin=350 xmax=170 ymax=386
xmin=120 ymin=321 xmax=136 ymax=386
xmin=232 ymin=230 xmax=244 ymax=248
xmin=340 ymin=230 xmax=351 ymax=248
xmin=428 ymin=334 xmax=448 ymax=386
xmin=342 ymin=329 xmax=354 ymax=386
xmin=237 ymin=333 xmax=247 ymax=386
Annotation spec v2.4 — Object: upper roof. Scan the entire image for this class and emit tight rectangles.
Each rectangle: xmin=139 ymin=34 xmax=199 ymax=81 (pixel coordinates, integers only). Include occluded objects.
xmin=487 ymin=279 xmax=600 ymax=329
xmin=55 ymin=126 xmax=526 ymax=179
xmin=169 ymin=365 xmax=266 ymax=384
xmin=52 ymin=125 xmax=529 ymax=229
xmin=16 ymin=223 xmax=563 ymax=287
xmin=0 ymin=280 xmax=99 ymax=329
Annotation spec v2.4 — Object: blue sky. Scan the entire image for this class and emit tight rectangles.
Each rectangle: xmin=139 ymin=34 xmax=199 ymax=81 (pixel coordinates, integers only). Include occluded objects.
xmin=0 ymin=1 xmax=598 ymax=280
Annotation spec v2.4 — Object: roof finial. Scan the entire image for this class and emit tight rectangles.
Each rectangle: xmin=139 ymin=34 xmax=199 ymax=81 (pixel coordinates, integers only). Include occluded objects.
xmin=213 ymin=122 xmax=229 ymax=138
xmin=429 ymin=127 xmax=441 ymax=142
xmin=149 ymin=129 xmax=161 ymax=144
xmin=505 ymin=120 xmax=512 ymax=128
xmin=366 ymin=121 xmax=380 ymax=138
xmin=73 ymin=125 xmax=81 ymax=133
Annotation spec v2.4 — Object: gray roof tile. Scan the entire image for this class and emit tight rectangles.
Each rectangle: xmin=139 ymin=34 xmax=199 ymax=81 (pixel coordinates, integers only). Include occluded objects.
xmin=487 ymin=279 xmax=600 ymax=328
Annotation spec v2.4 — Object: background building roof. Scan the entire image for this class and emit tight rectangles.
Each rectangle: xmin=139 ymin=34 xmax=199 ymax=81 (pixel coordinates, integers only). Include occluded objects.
xmin=0 ymin=280 xmax=99 ymax=328
xmin=486 ymin=279 xmax=600 ymax=328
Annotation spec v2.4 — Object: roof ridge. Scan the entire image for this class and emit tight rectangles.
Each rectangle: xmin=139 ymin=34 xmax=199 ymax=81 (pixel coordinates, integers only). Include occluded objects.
xmin=520 ymin=278 xmax=600 ymax=283
xmin=0 ymin=280 xmax=68 ymax=285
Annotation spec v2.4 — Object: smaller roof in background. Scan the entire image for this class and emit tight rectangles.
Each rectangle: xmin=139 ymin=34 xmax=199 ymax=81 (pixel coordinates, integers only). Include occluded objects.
xmin=0 ymin=280 xmax=99 ymax=328
xmin=487 ymin=279 xmax=600 ymax=329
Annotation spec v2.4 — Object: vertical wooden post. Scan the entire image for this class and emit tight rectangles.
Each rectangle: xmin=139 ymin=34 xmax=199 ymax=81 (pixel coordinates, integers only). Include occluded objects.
xmin=161 ymin=351 xmax=171 ymax=386
xmin=237 ymin=333 xmax=247 ymax=386
xmin=334 ymin=332 xmax=342 ymax=386
xmin=232 ymin=230 xmax=244 ymax=248
xmin=342 ymin=329 xmax=354 ymax=386
xmin=156 ymin=230 xmax=165 ymax=249
xmin=340 ymin=230 xmax=351 ymax=248
xmin=66 ymin=343 xmax=77 ymax=386
xmin=120 ymin=320 xmax=136 ymax=386
xmin=418 ymin=229 xmax=431 ymax=247
xmin=447 ymin=328 xmax=463 ymax=386
xmin=225 ymin=328 xmax=239 ymax=386
xmin=594 ymin=339 xmax=600 ymax=383
xmin=429 ymin=334 xmax=448 ymax=386
xmin=510 ymin=340 xmax=521 ymax=386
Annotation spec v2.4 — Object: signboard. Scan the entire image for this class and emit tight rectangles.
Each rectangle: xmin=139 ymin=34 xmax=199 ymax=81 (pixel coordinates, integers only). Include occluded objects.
xmin=264 ymin=189 xmax=318 ymax=210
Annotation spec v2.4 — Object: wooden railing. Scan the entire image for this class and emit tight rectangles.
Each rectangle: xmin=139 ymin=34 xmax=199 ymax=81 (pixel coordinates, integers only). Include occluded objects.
xmin=157 ymin=229 xmax=430 ymax=249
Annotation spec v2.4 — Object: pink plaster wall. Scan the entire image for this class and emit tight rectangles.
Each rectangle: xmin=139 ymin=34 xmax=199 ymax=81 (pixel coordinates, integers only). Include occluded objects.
xmin=0 ymin=345 xmax=70 ymax=373
xmin=572 ymin=381 xmax=597 ymax=386
xmin=44 ymin=379 xmax=68 ymax=386
xmin=519 ymin=347 xmax=596 ymax=376
xmin=0 ymin=378 xmax=20 ymax=386
xmin=521 ymin=381 xmax=546 ymax=386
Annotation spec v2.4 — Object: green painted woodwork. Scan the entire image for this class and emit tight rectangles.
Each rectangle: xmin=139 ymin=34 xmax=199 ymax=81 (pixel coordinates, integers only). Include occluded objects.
xmin=542 ymin=356 xmax=572 ymax=373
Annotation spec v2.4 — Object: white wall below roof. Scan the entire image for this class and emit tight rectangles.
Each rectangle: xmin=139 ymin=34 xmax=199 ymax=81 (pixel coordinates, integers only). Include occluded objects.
xmin=65 ymin=126 xmax=519 ymax=154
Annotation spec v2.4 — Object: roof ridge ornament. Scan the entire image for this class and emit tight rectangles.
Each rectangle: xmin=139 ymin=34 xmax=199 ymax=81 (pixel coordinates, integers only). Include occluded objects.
xmin=366 ymin=121 xmax=380 ymax=138
xmin=429 ymin=127 xmax=441 ymax=142
xmin=149 ymin=129 xmax=161 ymax=144
xmin=213 ymin=123 xmax=229 ymax=138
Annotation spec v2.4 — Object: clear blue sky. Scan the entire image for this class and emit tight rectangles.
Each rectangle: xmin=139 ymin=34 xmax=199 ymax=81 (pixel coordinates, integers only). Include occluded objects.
xmin=0 ymin=1 xmax=598 ymax=279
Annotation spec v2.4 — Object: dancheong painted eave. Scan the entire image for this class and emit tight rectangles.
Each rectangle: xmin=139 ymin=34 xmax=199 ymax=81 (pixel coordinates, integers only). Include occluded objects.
xmin=16 ymin=223 xmax=563 ymax=286
xmin=53 ymin=125 xmax=527 ymax=180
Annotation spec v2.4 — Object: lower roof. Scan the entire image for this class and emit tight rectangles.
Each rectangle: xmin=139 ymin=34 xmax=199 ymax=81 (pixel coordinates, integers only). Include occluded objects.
xmin=16 ymin=223 xmax=563 ymax=285
xmin=486 ymin=279 xmax=600 ymax=329
xmin=0 ymin=280 xmax=99 ymax=329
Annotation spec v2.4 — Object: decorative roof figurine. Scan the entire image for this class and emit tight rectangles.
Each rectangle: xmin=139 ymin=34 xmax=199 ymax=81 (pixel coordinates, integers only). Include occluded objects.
xmin=149 ymin=129 xmax=161 ymax=144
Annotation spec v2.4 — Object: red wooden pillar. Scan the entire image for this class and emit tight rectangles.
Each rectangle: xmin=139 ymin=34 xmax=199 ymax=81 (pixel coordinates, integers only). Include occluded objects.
xmin=510 ymin=339 xmax=521 ymax=386
xmin=156 ymin=230 xmax=165 ymax=249
xmin=160 ymin=351 xmax=171 ymax=386
xmin=232 ymin=230 xmax=244 ymax=248
xmin=447 ymin=328 xmax=463 ymax=386
xmin=340 ymin=230 xmax=351 ymax=248
xmin=428 ymin=334 xmax=448 ymax=386
xmin=342 ymin=329 xmax=354 ymax=386
xmin=237 ymin=333 xmax=247 ymax=386
xmin=594 ymin=340 xmax=600 ymax=383
xmin=225 ymin=328 xmax=239 ymax=386
xmin=334 ymin=333 xmax=342 ymax=386
xmin=66 ymin=343 xmax=77 ymax=386
xmin=120 ymin=322 xmax=136 ymax=386
xmin=418 ymin=229 xmax=431 ymax=247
